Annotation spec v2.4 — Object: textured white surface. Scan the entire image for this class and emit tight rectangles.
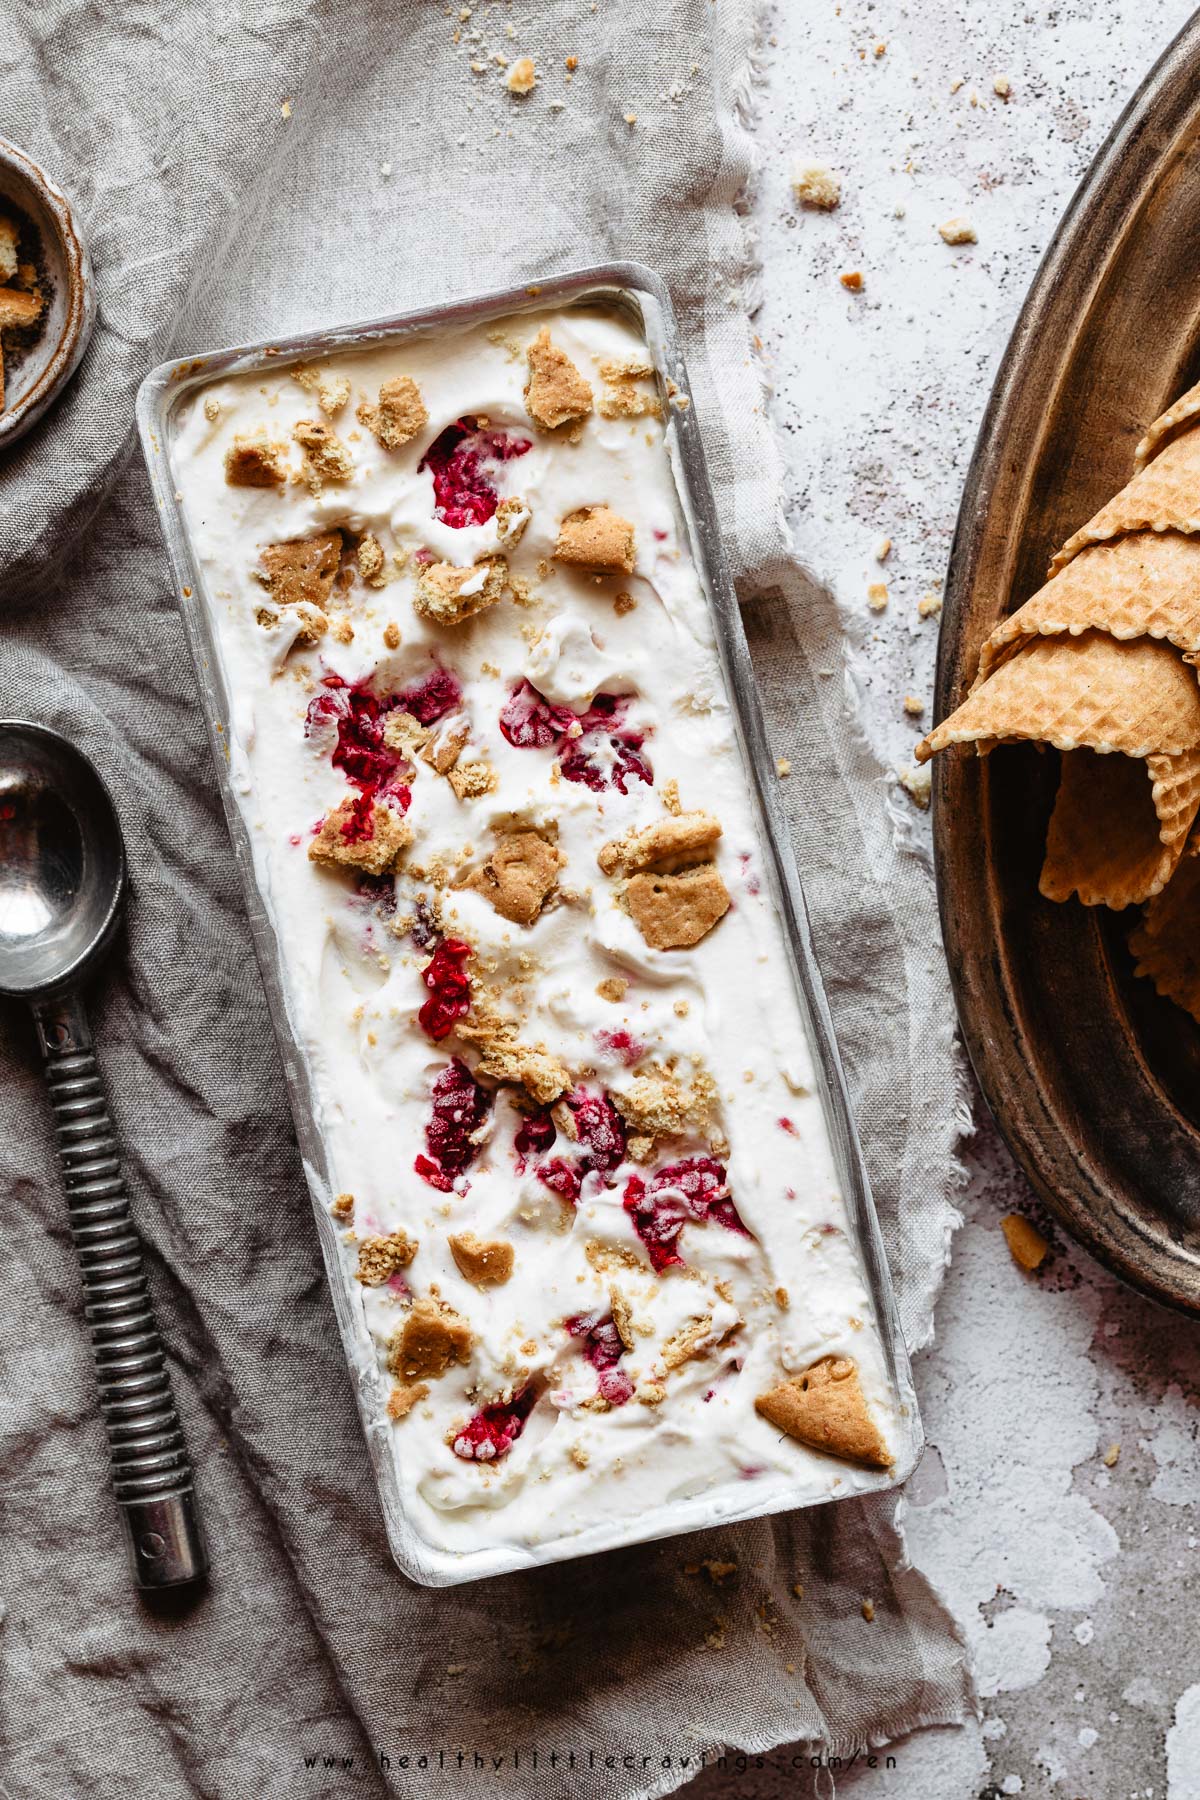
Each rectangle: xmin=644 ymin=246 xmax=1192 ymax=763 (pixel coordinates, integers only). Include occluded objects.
xmin=695 ymin=1 xmax=1200 ymax=1794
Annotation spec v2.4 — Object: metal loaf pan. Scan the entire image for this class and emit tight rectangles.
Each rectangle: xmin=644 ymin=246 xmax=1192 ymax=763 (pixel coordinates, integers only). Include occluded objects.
xmin=137 ymin=263 xmax=921 ymax=1585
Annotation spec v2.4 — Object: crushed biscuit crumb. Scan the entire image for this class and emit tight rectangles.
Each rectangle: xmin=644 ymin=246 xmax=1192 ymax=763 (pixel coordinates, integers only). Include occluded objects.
xmin=464 ymin=828 xmax=562 ymax=925
xmin=309 ymin=796 xmax=412 ymax=877
xmin=414 ymin=556 xmax=510 ymax=627
xmin=356 ymin=1230 xmax=419 ymax=1286
xmin=225 ymin=435 xmax=290 ymax=487
xmin=387 ymin=1296 xmax=474 ymax=1382
xmin=524 ymin=326 xmax=593 ymax=430
xmin=554 ymin=504 xmax=635 ymax=576
xmin=792 ymin=161 xmax=841 ymax=210
xmin=387 ymin=1382 xmax=428 ymax=1421
xmin=897 ymin=764 xmax=932 ymax=810
xmin=624 ymin=864 xmax=730 ymax=951
xmin=506 ymin=56 xmax=537 ymax=94
xmin=1001 ymin=1212 xmax=1049 ymax=1271
xmin=358 ymin=374 xmax=429 ymax=450
xmin=293 ymin=418 xmax=353 ymax=487
xmin=357 ymin=533 xmax=386 ymax=585
xmin=448 ymin=1231 xmax=515 ymax=1288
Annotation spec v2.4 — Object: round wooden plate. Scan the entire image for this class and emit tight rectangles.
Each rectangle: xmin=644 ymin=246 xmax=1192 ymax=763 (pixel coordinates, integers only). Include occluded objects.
xmin=934 ymin=14 xmax=1200 ymax=1314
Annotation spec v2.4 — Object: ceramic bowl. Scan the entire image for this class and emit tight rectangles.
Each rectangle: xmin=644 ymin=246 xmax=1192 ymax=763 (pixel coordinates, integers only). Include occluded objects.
xmin=0 ymin=137 xmax=94 ymax=449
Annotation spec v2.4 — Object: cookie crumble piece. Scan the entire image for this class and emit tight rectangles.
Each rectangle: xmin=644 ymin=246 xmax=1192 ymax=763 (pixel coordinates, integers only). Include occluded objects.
xmin=387 ymin=1296 xmax=474 ymax=1382
xmin=225 ymin=435 xmax=290 ymax=487
xmin=1001 ymin=1213 xmax=1049 ymax=1271
xmin=506 ymin=56 xmax=537 ymax=94
xmin=413 ymin=557 xmax=510 ymax=626
xmin=356 ymin=1229 xmax=419 ymax=1285
xmin=448 ymin=1231 xmax=516 ymax=1287
xmin=938 ymin=216 xmax=977 ymax=245
xmin=357 ymin=533 xmax=386 ymax=585
xmin=755 ymin=1356 xmax=891 ymax=1469
xmin=291 ymin=363 xmax=351 ymax=416
xmin=358 ymin=374 xmax=429 ymax=450
xmin=257 ymin=530 xmax=343 ymax=612
xmin=464 ymin=828 xmax=562 ymax=925
xmin=524 ymin=326 xmax=593 ymax=430
xmin=448 ymin=759 xmax=499 ymax=801
xmin=599 ymin=810 xmax=722 ymax=877
xmin=624 ymin=864 xmax=731 ymax=950
xmin=387 ymin=1382 xmax=429 ymax=1420
xmin=554 ymin=504 xmax=636 ymax=576
xmin=495 ymin=496 xmax=531 ymax=546
xmin=792 ymin=161 xmax=841 ymax=209
xmin=308 ymin=796 xmax=412 ymax=877
xmin=456 ymin=1003 xmax=570 ymax=1105
xmin=293 ymin=418 xmax=353 ymax=487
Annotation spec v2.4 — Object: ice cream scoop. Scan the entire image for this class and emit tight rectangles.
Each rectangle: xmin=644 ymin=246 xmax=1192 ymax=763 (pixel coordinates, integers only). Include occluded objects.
xmin=0 ymin=720 xmax=207 ymax=1589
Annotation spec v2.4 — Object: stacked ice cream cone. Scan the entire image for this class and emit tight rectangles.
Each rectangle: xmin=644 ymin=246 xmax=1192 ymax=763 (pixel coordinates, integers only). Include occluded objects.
xmin=917 ymin=380 xmax=1200 ymax=1022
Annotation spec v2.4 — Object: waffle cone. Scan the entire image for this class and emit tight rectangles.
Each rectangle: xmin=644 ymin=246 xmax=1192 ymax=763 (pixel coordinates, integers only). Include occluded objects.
xmin=1134 ymin=378 xmax=1200 ymax=472
xmin=1129 ymin=840 xmax=1200 ymax=1020
xmin=1049 ymin=422 xmax=1200 ymax=577
xmin=977 ymin=532 xmax=1200 ymax=684
xmin=1041 ymin=746 xmax=1200 ymax=908
xmin=917 ymin=630 xmax=1200 ymax=764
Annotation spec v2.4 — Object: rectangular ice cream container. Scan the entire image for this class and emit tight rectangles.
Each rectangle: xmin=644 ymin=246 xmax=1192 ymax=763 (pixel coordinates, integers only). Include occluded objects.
xmin=136 ymin=262 xmax=921 ymax=1586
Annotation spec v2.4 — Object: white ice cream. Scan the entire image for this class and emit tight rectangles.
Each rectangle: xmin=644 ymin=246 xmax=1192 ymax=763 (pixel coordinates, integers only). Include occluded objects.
xmin=169 ymin=305 xmax=904 ymax=1573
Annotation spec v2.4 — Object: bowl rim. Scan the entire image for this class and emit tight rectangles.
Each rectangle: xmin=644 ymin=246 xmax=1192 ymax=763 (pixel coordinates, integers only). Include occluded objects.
xmin=0 ymin=135 xmax=94 ymax=448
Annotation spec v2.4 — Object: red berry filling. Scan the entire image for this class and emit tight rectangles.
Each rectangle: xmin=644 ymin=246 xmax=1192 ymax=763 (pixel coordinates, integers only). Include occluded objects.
xmin=416 ymin=1058 xmax=491 ymax=1190
xmin=564 ymin=1310 xmax=634 ymax=1407
xmin=498 ymin=679 xmax=576 ymax=749
xmin=567 ymin=1090 xmax=627 ymax=1172
xmin=561 ymin=694 xmax=653 ymax=795
xmin=305 ymin=675 xmax=412 ymax=808
xmin=534 ymin=1156 xmax=583 ymax=1205
xmin=452 ymin=1385 xmax=536 ymax=1462
xmin=498 ymin=681 xmax=653 ymax=792
xmin=529 ymin=1089 xmax=627 ymax=1206
xmin=594 ymin=1027 xmax=645 ymax=1067
xmin=513 ymin=1107 xmax=557 ymax=1172
xmin=622 ymin=1174 xmax=687 ymax=1271
xmin=398 ymin=665 xmax=463 ymax=726
xmin=624 ymin=1156 xmax=748 ymax=1270
xmin=419 ymin=416 xmax=532 ymax=529
xmin=339 ymin=792 xmax=380 ymax=843
xmin=417 ymin=938 xmax=472 ymax=1041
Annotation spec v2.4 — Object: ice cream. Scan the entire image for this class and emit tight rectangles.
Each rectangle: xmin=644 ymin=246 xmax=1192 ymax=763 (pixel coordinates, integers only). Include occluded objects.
xmin=169 ymin=302 xmax=903 ymax=1573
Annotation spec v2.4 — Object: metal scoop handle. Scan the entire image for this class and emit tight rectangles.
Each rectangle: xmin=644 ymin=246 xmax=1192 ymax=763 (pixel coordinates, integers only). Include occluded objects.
xmin=34 ymin=990 xmax=207 ymax=1589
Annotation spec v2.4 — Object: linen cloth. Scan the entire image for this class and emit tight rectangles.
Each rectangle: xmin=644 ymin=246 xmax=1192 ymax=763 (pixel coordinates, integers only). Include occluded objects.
xmin=0 ymin=2 xmax=974 ymax=1794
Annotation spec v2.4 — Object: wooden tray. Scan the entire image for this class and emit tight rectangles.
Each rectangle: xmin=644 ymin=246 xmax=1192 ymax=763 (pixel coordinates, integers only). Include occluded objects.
xmin=934 ymin=13 xmax=1200 ymax=1314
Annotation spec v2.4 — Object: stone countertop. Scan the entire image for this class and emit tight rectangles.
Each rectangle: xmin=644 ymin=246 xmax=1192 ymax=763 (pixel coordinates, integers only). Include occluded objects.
xmin=698 ymin=2 xmax=1200 ymax=1795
